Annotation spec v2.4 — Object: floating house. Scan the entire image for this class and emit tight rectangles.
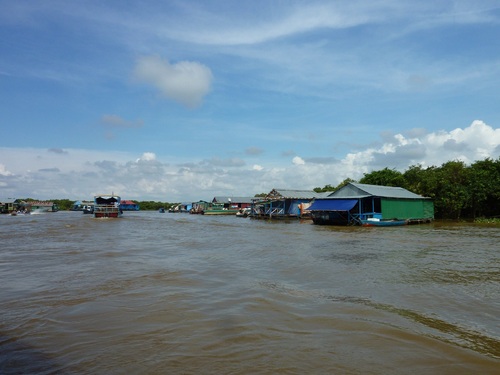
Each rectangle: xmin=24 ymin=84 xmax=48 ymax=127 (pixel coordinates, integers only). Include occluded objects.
xmin=71 ymin=200 xmax=94 ymax=211
xmin=308 ymin=182 xmax=434 ymax=226
xmin=29 ymin=201 xmax=59 ymax=213
xmin=190 ymin=200 xmax=209 ymax=214
xmin=251 ymin=188 xmax=326 ymax=219
xmin=200 ymin=196 xmax=254 ymax=215
xmin=71 ymin=201 xmax=82 ymax=211
xmin=0 ymin=198 xmax=17 ymax=214
xmin=212 ymin=196 xmax=253 ymax=210
xmin=170 ymin=202 xmax=192 ymax=213
xmin=212 ymin=196 xmax=254 ymax=208
xmin=120 ymin=200 xmax=140 ymax=211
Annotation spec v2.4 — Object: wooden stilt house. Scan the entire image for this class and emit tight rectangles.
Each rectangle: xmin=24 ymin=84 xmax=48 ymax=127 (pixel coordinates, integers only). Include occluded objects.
xmin=251 ymin=188 xmax=326 ymax=219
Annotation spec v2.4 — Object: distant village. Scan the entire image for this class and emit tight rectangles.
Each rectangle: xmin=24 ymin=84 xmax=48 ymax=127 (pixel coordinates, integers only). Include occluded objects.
xmin=1 ymin=183 xmax=435 ymax=226
xmin=4 ymin=157 xmax=499 ymax=224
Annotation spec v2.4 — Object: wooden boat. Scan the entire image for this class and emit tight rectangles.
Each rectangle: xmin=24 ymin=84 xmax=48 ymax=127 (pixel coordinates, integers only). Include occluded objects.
xmin=10 ymin=210 xmax=30 ymax=216
xmin=360 ymin=218 xmax=407 ymax=227
xmin=82 ymin=205 xmax=94 ymax=214
xmin=93 ymin=194 xmax=122 ymax=218
xmin=202 ymin=208 xmax=240 ymax=215
xmin=202 ymin=203 xmax=239 ymax=215
xmin=236 ymin=208 xmax=251 ymax=217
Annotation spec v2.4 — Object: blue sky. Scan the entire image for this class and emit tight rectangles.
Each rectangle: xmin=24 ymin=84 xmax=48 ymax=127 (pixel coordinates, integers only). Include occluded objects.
xmin=1 ymin=0 xmax=500 ymax=202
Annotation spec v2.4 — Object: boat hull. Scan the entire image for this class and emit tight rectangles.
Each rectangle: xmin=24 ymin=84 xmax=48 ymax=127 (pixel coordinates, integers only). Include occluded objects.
xmin=94 ymin=211 xmax=121 ymax=218
xmin=202 ymin=209 xmax=239 ymax=215
xmin=360 ymin=219 xmax=407 ymax=227
xmin=311 ymin=211 xmax=349 ymax=225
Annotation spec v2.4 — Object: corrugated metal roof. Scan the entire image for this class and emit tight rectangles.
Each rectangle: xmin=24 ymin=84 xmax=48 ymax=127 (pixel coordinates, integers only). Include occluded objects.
xmin=331 ymin=183 xmax=426 ymax=199
xmin=212 ymin=196 xmax=255 ymax=204
xmin=0 ymin=198 xmax=17 ymax=204
xmin=267 ymin=189 xmax=324 ymax=199
xmin=121 ymin=200 xmax=137 ymax=205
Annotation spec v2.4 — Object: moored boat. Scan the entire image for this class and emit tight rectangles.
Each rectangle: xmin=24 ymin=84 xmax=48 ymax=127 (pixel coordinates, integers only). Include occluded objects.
xmin=82 ymin=205 xmax=94 ymax=214
xmin=236 ymin=208 xmax=251 ymax=217
xmin=93 ymin=194 xmax=122 ymax=218
xmin=360 ymin=218 xmax=407 ymax=227
xmin=202 ymin=203 xmax=240 ymax=215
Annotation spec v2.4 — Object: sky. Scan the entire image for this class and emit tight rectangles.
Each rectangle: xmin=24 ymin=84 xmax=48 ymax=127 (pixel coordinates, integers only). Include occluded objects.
xmin=1 ymin=0 xmax=500 ymax=202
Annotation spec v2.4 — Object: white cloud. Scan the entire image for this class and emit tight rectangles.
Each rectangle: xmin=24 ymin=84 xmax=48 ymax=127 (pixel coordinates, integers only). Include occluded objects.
xmin=292 ymin=156 xmax=305 ymax=165
xmin=0 ymin=164 xmax=13 ymax=176
xmin=420 ymin=120 xmax=500 ymax=165
xmin=0 ymin=121 xmax=498 ymax=201
xmin=137 ymin=152 xmax=157 ymax=162
xmin=133 ymin=56 xmax=213 ymax=108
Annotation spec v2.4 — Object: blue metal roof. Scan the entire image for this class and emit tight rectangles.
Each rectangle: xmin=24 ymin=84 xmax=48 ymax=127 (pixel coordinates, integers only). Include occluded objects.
xmin=330 ymin=183 xmax=427 ymax=199
xmin=309 ymin=199 xmax=357 ymax=211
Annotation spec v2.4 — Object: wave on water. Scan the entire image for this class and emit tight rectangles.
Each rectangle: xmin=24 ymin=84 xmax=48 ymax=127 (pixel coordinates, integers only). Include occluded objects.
xmin=259 ymin=280 xmax=500 ymax=359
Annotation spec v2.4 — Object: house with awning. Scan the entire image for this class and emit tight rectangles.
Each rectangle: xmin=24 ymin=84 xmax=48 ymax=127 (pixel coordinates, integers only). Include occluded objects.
xmin=71 ymin=200 xmax=94 ymax=211
xmin=251 ymin=188 xmax=327 ymax=219
xmin=308 ymin=182 xmax=434 ymax=225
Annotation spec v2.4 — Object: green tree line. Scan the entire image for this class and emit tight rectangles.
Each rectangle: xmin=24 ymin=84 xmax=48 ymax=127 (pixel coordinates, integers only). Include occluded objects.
xmin=314 ymin=157 xmax=500 ymax=220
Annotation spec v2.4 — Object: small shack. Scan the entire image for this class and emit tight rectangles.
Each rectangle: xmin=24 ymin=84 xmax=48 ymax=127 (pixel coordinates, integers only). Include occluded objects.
xmin=309 ymin=182 xmax=434 ymax=225
xmin=120 ymin=200 xmax=140 ymax=211
xmin=170 ymin=202 xmax=192 ymax=213
xmin=0 ymin=198 xmax=17 ymax=214
xmin=212 ymin=196 xmax=254 ymax=209
xmin=190 ymin=200 xmax=210 ymax=214
xmin=252 ymin=188 xmax=326 ymax=219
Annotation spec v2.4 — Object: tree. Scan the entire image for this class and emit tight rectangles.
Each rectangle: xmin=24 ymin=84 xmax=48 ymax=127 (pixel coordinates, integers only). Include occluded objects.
xmin=254 ymin=193 xmax=267 ymax=197
xmin=433 ymin=161 xmax=470 ymax=220
xmin=137 ymin=201 xmax=176 ymax=210
xmin=52 ymin=199 xmax=73 ymax=211
xmin=467 ymin=158 xmax=500 ymax=218
xmin=313 ymin=184 xmax=335 ymax=193
xmin=313 ymin=179 xmax=356 ymax=193
xmin=403 ymin=165 xmax=426 ymax=195
xmin=335 ymin=178 xmax=356 ymax=191
xmin=403 ymin=164 xmax=441 ymax=199
xmin=359 ymin=168 xmax=406 ymax=187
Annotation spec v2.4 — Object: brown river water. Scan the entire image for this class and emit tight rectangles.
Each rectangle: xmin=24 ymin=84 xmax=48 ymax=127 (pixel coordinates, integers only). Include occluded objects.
xmin=0 ymin=211 xmax=499 ymax=374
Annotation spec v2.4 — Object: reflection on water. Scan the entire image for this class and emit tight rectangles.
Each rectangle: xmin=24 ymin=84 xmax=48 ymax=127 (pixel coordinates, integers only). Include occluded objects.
xmin=0 ymin=212 xmax=499 ymax=374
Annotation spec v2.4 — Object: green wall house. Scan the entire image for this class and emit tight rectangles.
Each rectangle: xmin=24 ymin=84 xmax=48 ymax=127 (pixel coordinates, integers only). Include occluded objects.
xmin=0 ymin=198 xmax=17 ymax=214
xmin=309 ymin=183 xmax=434 ymax=225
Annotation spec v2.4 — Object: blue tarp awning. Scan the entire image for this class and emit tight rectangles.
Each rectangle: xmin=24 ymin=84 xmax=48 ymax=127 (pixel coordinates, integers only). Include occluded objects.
xmin=308 ymin=199 xmax=357 ymax=211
